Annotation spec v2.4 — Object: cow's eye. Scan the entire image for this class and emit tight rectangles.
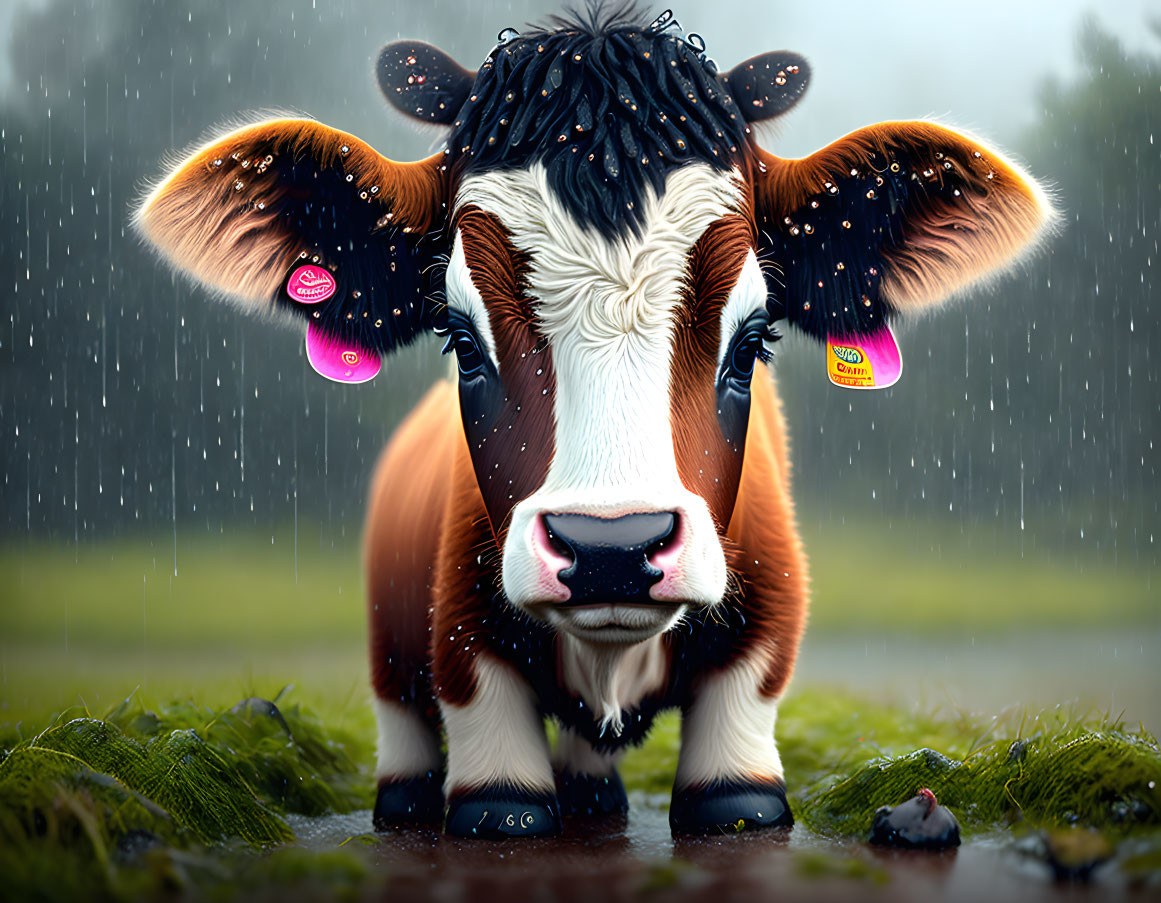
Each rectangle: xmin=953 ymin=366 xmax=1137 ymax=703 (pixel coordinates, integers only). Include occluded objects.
xmin=441 ymin=309 xmax=488 ymax=378
xmin=721 ymin=311 xmax=779 ymax=387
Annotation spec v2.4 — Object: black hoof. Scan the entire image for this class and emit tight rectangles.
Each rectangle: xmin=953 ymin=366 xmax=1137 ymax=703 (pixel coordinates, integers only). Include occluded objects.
xmin=444 ymin=786 xmax=562 ymax=839
xmin=373 ymin=771 xmax=445 ymax=829
xmin=669 ymin=778 xmax=794 ymax=835
xmin=555 ymin=769 xmax=629 ymax=817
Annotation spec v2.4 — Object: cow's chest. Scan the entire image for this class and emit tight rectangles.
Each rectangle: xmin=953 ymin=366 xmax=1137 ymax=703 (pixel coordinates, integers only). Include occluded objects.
xmin=484 ymin=593 xmax=747 ymax=753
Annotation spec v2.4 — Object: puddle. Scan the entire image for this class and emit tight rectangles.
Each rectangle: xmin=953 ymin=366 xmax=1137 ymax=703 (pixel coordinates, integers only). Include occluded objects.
xmin=286 ymin=793 xmax=1152 ymax=902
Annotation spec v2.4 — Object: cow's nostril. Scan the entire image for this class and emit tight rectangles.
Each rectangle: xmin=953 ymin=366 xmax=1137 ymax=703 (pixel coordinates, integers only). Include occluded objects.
xmin=644 ymin=515 xmax=680 ymax=563
xmin=543 ymin=520 xmax=576 ymax=564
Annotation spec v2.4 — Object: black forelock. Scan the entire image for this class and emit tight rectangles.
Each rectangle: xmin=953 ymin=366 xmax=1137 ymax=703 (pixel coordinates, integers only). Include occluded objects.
xmin=446 ymin=8 xmax=753 ymax=236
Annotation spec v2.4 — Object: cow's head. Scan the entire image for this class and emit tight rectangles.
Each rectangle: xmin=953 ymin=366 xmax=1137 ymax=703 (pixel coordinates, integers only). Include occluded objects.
xmin=135 ymin=13 xmax=1053 ymax=646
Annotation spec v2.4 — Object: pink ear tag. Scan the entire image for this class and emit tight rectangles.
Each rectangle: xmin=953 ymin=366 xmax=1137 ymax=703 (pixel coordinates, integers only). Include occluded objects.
xmin=286 ymin=264 xmax=337 ymax=304
xmin=305 ymin=322 xmax=381 ymax=384
xmin=826 ymin=325 xmax=902 ymax=390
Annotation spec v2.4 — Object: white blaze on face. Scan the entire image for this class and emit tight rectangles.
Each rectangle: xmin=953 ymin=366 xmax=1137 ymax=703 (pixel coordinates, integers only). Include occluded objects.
xmin=445 ymin=233 xmax=501 ymax=370
xmin=718 ymin=250 xmax=768 ymax=368
xmin=456 ymin=163 xmax=745 ymax=618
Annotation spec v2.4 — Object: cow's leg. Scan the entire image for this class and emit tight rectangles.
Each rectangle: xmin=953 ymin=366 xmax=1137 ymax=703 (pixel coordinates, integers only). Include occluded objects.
xmin=372 ymin=696 xmax=445 ymax=828
xmin=363 ymin=383 xmax=460 ymax=829
xmin=670 ymin=656 xmax=792 ymax=834
xmin=440 ymin=654 xmax=561 ymax=838
xmin=552 ymin=727 xmax=629 ymax=817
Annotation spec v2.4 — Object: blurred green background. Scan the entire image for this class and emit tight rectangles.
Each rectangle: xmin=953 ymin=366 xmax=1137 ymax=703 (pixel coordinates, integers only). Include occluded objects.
xmin=0 ymin=0 xmax=1158 ymax=738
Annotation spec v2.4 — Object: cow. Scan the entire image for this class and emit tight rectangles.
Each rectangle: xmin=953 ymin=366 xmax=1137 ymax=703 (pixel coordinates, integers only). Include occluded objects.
xmin=134 ymin=8 xmax=1054 ymax=838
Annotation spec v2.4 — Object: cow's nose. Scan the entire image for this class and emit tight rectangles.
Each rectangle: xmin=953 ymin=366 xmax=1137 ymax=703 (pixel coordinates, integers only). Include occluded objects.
xmin=542 ymin=512 xmax=679 ymax=605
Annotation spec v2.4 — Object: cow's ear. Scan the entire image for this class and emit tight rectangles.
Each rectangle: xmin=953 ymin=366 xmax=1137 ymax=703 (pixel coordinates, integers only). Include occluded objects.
xmin=722 ymin=52 xmax=810 ymax=122
xmin=752 ymin=121 xmax=1057 ymax=343
xmin=134 ymin=118 xmax=449 ymax=382
xmin=377 ymin=41 xmax=476 ymax=125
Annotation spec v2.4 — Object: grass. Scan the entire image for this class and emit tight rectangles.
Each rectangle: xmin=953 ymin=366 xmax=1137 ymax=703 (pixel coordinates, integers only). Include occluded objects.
xmin=622 ymin=694 xmax=1161 ymax=838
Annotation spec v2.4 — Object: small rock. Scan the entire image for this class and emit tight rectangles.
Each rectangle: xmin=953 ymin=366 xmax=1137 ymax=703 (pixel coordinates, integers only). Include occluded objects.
xmin=115 ymin=828 xmax=164 ymax=863
xmin=230 ymin=697 xmax=292 ymax=735
xmin=1040 ymin=827 xmax=1112 ymax=882
xmin=869 ymin=788 xmax=960 ymax=850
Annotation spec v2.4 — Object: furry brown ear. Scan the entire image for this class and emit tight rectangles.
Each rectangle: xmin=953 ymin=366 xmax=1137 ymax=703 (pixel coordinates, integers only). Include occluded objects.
xmin=751 ymin=121 xmax=1057 ymax=340
xmin=722 ymin=52 xmax=809 ymax=122
xmin=377 ymin=41 xmax=476 ymax=125
xmin=134 ymin=118 xmax=448 ymax=356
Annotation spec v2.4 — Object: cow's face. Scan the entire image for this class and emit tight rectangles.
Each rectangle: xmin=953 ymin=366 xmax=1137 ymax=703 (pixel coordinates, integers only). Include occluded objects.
xmin=447 ymin=164 xmax=766 ymax=642
xmin=135 ymin=15 xmax=1053 ymax=648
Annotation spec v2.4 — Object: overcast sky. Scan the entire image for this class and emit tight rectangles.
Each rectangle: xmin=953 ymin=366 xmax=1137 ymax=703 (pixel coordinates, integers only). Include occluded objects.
xmin=2 ymin=0 xmax=1158 ymax=157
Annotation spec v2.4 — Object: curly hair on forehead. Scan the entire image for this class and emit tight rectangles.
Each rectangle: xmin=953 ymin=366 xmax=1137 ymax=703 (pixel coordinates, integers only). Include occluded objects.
xmin=447 ymin=4 xmax=751 ymax=236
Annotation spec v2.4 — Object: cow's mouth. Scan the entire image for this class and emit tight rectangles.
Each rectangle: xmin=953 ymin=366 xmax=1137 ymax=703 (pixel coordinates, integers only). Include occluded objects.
xmin=531 ymin=601 xmax=687 ymax=643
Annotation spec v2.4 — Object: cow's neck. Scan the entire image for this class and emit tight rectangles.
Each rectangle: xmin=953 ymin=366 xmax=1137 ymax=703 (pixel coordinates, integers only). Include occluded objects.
xmin=559 ymin=633 xmax=669 ymax=738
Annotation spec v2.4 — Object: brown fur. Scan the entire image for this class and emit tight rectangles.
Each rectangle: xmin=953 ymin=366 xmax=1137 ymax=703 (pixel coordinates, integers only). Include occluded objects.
xmin=725 ymin=368 xmax=809 ymax=697
xmin=136 ymin=119 xmax=445 ymax=306
xmin=751 ymin=121 xmax=1053 ymax=311
xmin=456 ymin=207 xmax=557 ymax=535
xmin=364 ymin=377 xmax=500 ymax=709
xmin=670 ymin=215 xmax=755 ymax=528
xmin=364 ymin=380 xmax=459 ymax=717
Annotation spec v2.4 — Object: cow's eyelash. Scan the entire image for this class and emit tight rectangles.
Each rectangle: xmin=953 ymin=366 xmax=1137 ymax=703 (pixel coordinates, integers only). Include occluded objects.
xmin=756 ymin=323 xmax=782 ymax=365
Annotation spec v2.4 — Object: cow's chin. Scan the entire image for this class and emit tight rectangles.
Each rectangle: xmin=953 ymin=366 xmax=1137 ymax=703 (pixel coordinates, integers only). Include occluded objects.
xmin=531 ymin=601 xmax=687 ymax=645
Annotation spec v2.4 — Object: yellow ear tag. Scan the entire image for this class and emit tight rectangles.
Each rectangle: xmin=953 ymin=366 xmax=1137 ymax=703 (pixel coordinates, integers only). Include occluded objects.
xmin=826 ymin=325 xmax=902 ymax=390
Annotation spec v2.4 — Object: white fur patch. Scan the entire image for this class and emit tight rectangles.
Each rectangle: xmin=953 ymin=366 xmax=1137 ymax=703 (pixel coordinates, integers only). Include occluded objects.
xmin=457 ymin=163 xmax=743 ymax=614
xmin=440 ymin=655 xmax=554 ymax=794
xmin=372 ymin=697 xmax=441 ymax=780
xmin=445 ymin=232 xmax=501 ymax=370
xmin=716 ymin=250 xmax=768 ymax=368
xmin=674 ymin=657 xmax=783 ymax=789
xmin=559 ymin=632 xmax=670 ymax=737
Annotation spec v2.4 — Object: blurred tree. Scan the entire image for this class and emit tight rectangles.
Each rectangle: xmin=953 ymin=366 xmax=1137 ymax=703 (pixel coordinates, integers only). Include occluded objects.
xmin=1015 ymin=17 xmax=1159 ymax=554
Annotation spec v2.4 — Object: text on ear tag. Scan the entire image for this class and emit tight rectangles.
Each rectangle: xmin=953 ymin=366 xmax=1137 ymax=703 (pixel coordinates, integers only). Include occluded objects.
xmin=826 ymin=325 xmax=902 ymax=390
xmin=287 ymin=264 xmax=337 ymax=304
xmin=305 ymin=321 xmax=380 ymax=384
